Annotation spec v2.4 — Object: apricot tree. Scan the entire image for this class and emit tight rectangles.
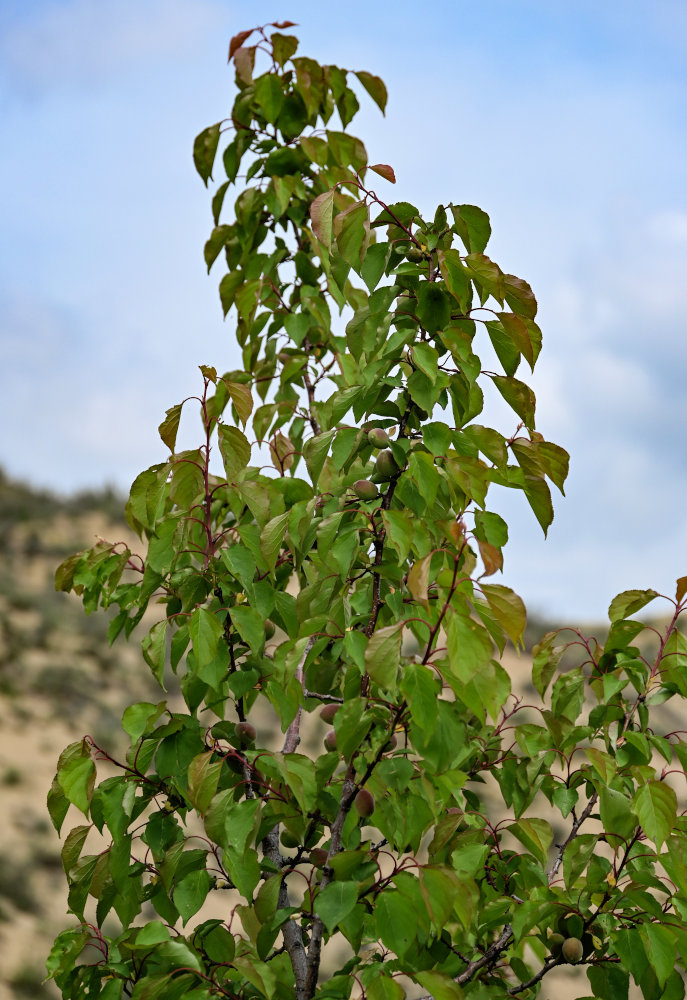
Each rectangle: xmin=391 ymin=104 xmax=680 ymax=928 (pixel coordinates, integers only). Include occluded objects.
xmin=47 ymin=22 xmax=687 ymax=1000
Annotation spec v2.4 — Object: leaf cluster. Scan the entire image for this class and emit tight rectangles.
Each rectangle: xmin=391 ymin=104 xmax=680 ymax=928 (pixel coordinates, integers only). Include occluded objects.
xmin=46 ymin=22 xmax=687 ymax=1000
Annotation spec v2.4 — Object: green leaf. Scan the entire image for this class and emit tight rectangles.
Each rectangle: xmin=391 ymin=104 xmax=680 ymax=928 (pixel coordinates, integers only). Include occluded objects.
xmin=412 ymin=342 xmax=439 ymax=383
xmin=480 ymin=584 xmax=526 ymax=645
xmin=366 ymin=976 xmax=405 ymax=1000
xmin=374 ymin=891 xmax=415 ymax=957
xmin=632 ymin=781 xmax=677 ymax=848
xmin=158 ymin=404 xmax=183 ymax=453
xmin=414 ymin=972 xmax=464 ymax=1000
xmin=417 ymin=283 xmax=451 ymax=334
xmin=563 ymin=833 xmax=597 ymax=889
xmin=445 ymin=612 xmax=493 ymax=683
xmin=437 ymin=248 xmax=470 ymax=310
xmin=587 ymin=963 xmax=630 ymax=1000
xmin=187 ymin=752 xmax=223 ymax=815
xmin=142 ymin=619 xmax=168 ymax=687
xmin=419 ymin=865 xmax=472 ymax=931
xmin=355 ymin=70 xmax=388 ymax=113
xmin=173 ymin=869 xmax=211 ymax=924
xmin=225 ymin=379 xmax=254 ymax=428
xmin=61 ymin=824 xmax=90 ymax=875
xmin=492 ymin=375 xmax=536 ymax=427
xmin=531 ymin=631 xmax=563 ymax=697
xmin=335 ymin=201 xmax=368 ymax=272
xmin=640 ymin=923 xmax=677 ymax=987
xmin=507 ymin=817 xmax=553 ymax=865
xmin=608 ymin=589 xmax=660 ymax=623
xmin=523 ymin=474 xmax=554 ymax=536
xmin=599 ymin=785 xmax=638 ymax=845
xmin=310 ymin=189 xmax=335 ymax=251
xmin=193 ymin=123 xmax=221 ymax=185
xmin=217 ymin=424 xmax=251 ymax=480
xmin=254 ymin=73 xmax=284 ymax=123
xmin=189 ymin=607 xmax=223 ymax=667
xmin=400 ymin=664 xmax=439 ymax=732
xmin=365 ymin=623 xmax=401 ymax=690
xmin=303 ymin=428 xmax=336 ymax=486
xmin=315 ymin=882 xmax=358 ymax=933
xmin=58 ymin=755 xmax=95 ymax=816
xmin=260 ymin=510 xmax=290 ymax=570
xmin=451 ymin=204 xmax=491 ymax=253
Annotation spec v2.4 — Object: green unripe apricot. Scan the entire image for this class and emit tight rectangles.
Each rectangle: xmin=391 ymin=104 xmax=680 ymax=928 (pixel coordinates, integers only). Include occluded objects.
xmin=374 ymin=449 xmax=401 ymax=481
xmin=405 ymin=247 xmax=425 ymax=263
xmin=320 ymin=703 xmax=339 ymax=723
xmin=324 ymin=730 xmax=337 ymax=752
xmin=280 ymin=830 xmax=300 ymax=849
xmin=549 ymin=933 xmax=565 ymax=958
xmin=352 ymin=479 xmax=378 ymax=501
xmin=264 ymin=619 xmax=276 ymax=639
xmin=367 ymin=427 xmax=390 ymax=449
xmin=354 ymin=789 xmax=375 ymax=818
xmin=561 ymin=937 xmax=584 ymax=964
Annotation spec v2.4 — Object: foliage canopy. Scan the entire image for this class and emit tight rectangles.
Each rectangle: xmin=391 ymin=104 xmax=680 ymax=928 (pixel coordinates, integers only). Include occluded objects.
xmin=47 ymin=21 xmax=687 ymax=1000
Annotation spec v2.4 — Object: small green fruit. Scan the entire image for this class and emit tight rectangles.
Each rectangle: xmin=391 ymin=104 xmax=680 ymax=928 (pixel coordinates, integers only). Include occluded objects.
xmin=324 ymin=730 xmax=337 ymax=752
xmin=374 ymin=449 xmax=401 ymax=481
xmin=280 ymin=830 xmax=300 ymax=849
xmin=354 ymin=789 xmax=375 ymax=818
xmin=235 ymin=721 xmax=256 ymax=747
xmin=264 ymin=619 xmax=276 ymax=639
xmin=405 ymin=247 xmax=425 ymax=263
xmin=561 ymin=937 xmax=584 ymax=964
xmin=549 ymin=932 xmax=565 ymax=958
xmin=320 ymin=703 xmax=339 ymax=723
xmin=277 ymin=351 xmax=291 ymax=364
xmin=367 ymin=427 xmax=390 ymax=449
xmin=352 ymin=479 xmax=378 ymax=501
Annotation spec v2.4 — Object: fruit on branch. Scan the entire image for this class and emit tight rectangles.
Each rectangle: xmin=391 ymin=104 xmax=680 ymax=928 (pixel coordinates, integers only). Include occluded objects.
xmin=372 ymin=449 xmax=401 ymax=482
xmin=354 ymin=788 xmax=375 ymax=818
xmin=367 ymin=427 xmax=390 ymax=449
xmin=235 ymin=722 xmax=257 ymax=747
xmin=320 ymin=703 xmax=339 ymax=723
xmin=264 ymin=619 xmax=276 ymax=639
xmin=309 ymin=848 xmax=328 ymax=868
xmin=386 ymin=732 xmax=398 ymax=750
xmin=280 ymin=829 xmax=301 ymax=849
xmin=353 ymin=479 xmax=379 ymax=501
xmin=561 ymin=937 xmax=584 ymax=964
xmin=405 ymin=246 xmax=426 ymax=263
xmin=548 ymin=933 xmax=565 ymax=958
xmin=324 ymin=730 xmax=338 ymax=751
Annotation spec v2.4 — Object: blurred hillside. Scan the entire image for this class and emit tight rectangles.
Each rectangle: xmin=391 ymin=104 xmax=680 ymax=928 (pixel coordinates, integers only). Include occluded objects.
xmin=0 ymin=469 xmax=162 ymax=999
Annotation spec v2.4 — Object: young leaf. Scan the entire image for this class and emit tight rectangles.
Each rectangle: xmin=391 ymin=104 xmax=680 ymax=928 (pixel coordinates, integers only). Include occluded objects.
xmin=193 ymin=123 xmax=221 ymax=186
xmin=369 ymin=163 xmax=396 ymax=183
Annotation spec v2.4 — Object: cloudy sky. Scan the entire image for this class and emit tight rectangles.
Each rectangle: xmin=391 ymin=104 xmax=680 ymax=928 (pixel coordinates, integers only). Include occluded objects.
xmin=1 ymin=0 xmax=685 ymax=622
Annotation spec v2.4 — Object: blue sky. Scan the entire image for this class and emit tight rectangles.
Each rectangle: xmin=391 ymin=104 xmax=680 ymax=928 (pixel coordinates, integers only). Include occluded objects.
xmin=1 ymin=0 xmax=686 ymax=622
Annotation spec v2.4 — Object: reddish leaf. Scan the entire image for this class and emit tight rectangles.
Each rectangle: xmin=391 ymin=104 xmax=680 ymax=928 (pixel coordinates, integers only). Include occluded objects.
xmin=228 ymin=29 xmax=253 ymax=61
xmin=369 ymin=163 xmax=396 ymax=184
xmin=677 ymin=576 xmax=687 ymax=604
xmin=272 ymin=20 xmax=298 ymax=28
xmin=478 ymin=538 xmax=502 ymax=577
